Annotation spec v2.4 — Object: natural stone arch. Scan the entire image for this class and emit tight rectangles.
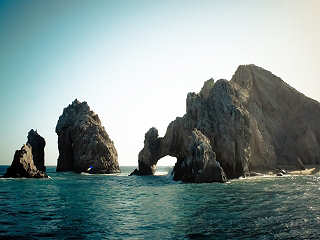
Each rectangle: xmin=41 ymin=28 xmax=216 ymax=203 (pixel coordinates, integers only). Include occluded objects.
xmin=133 ymin=64 xmax=320 ymax=182
xmin=131 ymin=118 xmax=227 ymax=183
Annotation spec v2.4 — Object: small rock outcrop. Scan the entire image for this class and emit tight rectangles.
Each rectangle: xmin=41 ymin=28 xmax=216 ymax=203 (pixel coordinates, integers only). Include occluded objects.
xmin=27 ymin=129 xmax=46 ymax=172
xmin=132 ymin=64 xmax=320 ymax=181
xmin=4 ymin=130 xmax=47 ymax=178
xmin=56 ymin=99 xmax=120 ymax=173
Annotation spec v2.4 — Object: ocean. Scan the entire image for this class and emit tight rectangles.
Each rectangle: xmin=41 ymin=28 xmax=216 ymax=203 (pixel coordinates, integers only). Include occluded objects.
xmin=0 ymin=166 xmax=319 ymax=239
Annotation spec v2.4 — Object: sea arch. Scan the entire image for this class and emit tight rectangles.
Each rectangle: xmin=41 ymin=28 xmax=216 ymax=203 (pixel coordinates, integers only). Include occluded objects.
xmin=131 ymin=118 xmax=227 ymax=183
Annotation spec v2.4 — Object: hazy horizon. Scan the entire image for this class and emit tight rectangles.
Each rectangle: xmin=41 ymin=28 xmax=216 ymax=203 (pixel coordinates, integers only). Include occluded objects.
xmin=1 ymin=0 xmax=319 ymax=166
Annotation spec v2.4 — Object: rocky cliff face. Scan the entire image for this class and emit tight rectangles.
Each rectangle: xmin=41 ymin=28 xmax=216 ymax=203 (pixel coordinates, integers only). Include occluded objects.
xmin=4 ymin=130 xmax=47 ymax=178
xmin=56 ymin=99 xmax=120 ymax=173
xmin=132 ymin=64 xmax=320 ymax=181
xmin=230 ymin=65 xmax=320 ymax=173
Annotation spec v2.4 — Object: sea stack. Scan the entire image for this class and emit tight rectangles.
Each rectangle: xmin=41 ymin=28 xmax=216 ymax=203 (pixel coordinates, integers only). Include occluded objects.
xmin=4 ymin=130 xmax=47 ymax=178
xmin=131 ymin=64 xmax=320 ymax=182
xmin=56 ymin=99 xmax=120 ymax=173
xmin=27 ymin=129 xmax=46 ymax=172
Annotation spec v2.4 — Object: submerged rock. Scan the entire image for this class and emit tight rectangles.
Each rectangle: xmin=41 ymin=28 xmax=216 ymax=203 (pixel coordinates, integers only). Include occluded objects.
xmin=4 ymin=130 xmax=47 ymax=178
xmin=133 ymin=64 xmax=320 ymax=182
xmin=56 ymin=99 xmax=120 ymax=173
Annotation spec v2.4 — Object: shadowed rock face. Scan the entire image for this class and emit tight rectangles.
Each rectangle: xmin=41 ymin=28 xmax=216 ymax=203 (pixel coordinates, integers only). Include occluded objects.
xmin=172 ymin=129 xmax=227 ymax=183
xmin=4 ymin=130 xmax=47 ymax=178
xmin=56 ymin=99 xmax=120 ymax=173
xmin=27 ymin=129 xmax=46 ymax=172
xmin=132 ymin=64 xmax=320 ymax=181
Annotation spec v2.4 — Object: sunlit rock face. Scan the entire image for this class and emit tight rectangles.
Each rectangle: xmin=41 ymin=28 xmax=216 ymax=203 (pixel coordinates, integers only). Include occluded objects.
xmin=4 ymin=130 xmax=47 ymax=178
xmin=132 ymin=64 xmax=320 ymax=181
xmin=56 ymin=99 xmax=120 ymax=174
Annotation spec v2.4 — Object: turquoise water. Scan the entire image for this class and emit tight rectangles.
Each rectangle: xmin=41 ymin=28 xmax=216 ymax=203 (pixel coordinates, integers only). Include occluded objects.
xmin=1 ymin=166 xmax=320 ymax=239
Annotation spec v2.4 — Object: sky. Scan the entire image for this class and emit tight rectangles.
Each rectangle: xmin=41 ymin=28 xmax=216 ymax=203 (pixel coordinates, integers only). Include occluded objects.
xmin=0 ymin=0 xmax=319 ymax=166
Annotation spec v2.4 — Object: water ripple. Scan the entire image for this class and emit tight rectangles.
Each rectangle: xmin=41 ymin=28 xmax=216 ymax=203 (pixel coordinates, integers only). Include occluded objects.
xmin=0 ymin=166 xmax=320 ymax=239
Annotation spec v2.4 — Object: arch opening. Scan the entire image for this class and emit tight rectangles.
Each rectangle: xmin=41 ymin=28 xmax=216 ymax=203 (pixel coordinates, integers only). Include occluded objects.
xmin=154 ymin=156 xmax=177 ymax=176
xmin=156 ymin=156 xmax=176 ymax=166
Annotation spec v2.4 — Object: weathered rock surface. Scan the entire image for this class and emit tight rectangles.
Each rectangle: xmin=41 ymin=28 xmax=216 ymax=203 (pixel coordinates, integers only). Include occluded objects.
xmin=131 ymin=123 xmax=227 ymax=183
xmin=27 ymin=129 xmax=46 ymax=172
xmin=4 ymin=130 xmax=47 ymax=178
xmin=56 ymin=99 xmax=120 ymax=173
xmin=172 ymin=129 xmax=227 ymax=183
xmin=229 ymin=65 xmax=320 ymax=176
xmin=132 ymin=64 xmax=320 ymax=181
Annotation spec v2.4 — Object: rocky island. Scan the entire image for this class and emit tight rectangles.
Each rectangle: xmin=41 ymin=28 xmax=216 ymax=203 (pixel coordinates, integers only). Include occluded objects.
xmin=56 ymin=99 xmax=120 ymax=174
xmin=4 ymin=129 xmax=47 ymax=178
xmin=131 ymin=64 xmax=320 ymax=182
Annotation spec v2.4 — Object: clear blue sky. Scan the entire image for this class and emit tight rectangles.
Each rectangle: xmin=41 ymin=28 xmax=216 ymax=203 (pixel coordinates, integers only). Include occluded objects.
xmin=0 ymin=0 xmax=319 ymax=166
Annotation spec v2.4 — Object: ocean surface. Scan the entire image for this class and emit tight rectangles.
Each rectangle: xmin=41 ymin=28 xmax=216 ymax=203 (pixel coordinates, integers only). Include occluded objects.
xmin=0 ymin=166 xmax=320 ymax=240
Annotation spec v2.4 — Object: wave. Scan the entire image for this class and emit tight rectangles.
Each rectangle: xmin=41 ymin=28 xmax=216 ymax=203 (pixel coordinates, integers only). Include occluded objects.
xmin=166 ymin=167 xmax=174 ymax=180
xmin=80 ymin=172 xmax=129 ymax=177
xmin=154 ymin=171 xmax=169 ymax=176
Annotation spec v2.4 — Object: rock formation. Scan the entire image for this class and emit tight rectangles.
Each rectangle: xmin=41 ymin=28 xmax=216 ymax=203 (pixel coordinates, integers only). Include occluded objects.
xmin=131 ymin=122 xmax=227 ymax=183
xmin=4 ymin=130 xmax=47 ymax=178
xmin=27 ymin=129 xmax=46 ymax=171
xmin=132 ymin=64 xmax=320 ymax=181
xmin=56 ymin=99 xmax=120 ymax=173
